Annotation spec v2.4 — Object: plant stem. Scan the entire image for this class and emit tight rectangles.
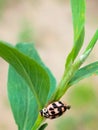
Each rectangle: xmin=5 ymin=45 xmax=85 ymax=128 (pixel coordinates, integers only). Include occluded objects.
xmin=31 ymin=114 xmax=44 ymax=130
xmin=50 ymin=49 xmax=91 ymax=101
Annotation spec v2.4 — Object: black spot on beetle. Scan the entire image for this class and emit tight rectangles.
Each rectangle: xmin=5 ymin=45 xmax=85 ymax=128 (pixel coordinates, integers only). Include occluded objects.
xmin=57 ymin=107 xmax=63 ymax=116
xmin=51 ymin=111 xmax=55 ymax=115
xmin=58 ymin=101 xmax=64 ymax=105
xmin=49 ymin=107 xmax=54 ymax=111
xmin=52 ymin=103 xmax=57 ymax=108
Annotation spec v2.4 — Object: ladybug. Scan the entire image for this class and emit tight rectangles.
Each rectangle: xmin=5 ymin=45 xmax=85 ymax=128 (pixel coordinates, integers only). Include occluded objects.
xmin=40 ymin=101 xmax=71 ymax=119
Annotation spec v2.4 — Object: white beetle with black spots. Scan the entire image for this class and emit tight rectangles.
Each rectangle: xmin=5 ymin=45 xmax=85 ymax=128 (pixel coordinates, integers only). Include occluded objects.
xmin=40 ymin=101 xmax=71 ymax=119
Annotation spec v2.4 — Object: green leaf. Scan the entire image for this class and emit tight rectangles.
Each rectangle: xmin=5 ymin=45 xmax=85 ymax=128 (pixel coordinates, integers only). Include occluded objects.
xmin=51 ymin=33 xmax=98 ymax=101
xmin=50 ymin=30 xmax=98 ymax=101
xmin=38 ymin=123 xmax=48 ymax=130
xmin=71 ymin=0 xmax=85 ymax=41
xmin=7 ymin=42 xmax=56 ymax=130
xmin=74 ymin=30 xmax=98 ymax=67
xmin=16 ymin=43 xmax=56 ymax=130
xmin=66 ymin=0 xmax=85 ymax=68
xmin=8 ymin=66 xmax=38 ymax=130
xmin=68 ymin=61 xmax=98 ymax=86
xmin=84 ymin=30 xmax=98 ymax=54
xmin=16 ymin=43 xmax=56 ymax=101
xmin=0 ymin=41 xmax=50 ymax=108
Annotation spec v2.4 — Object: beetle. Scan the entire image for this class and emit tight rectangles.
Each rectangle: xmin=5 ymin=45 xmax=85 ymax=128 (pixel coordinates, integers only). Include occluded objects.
xmin=40 ymin=101 xmax=71 ymax=119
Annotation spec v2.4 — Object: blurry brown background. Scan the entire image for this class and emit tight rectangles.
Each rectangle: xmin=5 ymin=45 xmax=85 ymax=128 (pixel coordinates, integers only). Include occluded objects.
xmin=0 ymin=0 xmax=98 ymax=130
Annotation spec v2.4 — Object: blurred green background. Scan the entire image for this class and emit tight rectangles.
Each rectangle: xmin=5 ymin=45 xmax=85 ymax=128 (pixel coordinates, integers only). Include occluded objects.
xmin=0 ymin=0 xmax=98 ymax=130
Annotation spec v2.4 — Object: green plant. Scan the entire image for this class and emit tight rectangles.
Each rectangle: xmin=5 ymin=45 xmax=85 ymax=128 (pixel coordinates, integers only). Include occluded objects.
xmin=57 ymin=83 xmax=98 ymax=130
xmin=0 ymin=0 xmax=98 ymax=130
xmin=18 ymin=20 xmax=34 ymax=42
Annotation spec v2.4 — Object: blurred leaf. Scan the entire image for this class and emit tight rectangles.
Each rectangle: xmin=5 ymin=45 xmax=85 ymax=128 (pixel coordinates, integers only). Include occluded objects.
xmin=68 ymin=61 xmax=98 ymax=86
xmin=81 ymin=112 xmax=97 ymax=124
xmin=38 ymin=123 xmax=48 ymax=130
xmin=57 ymin=117 xmax=77 ymax=130
xmin=66 ymin=0 xmax=85 ymax=68
xmin=68 ymin=84 xmax=96 ymax=107
xmin=18 ymin=21 xmax=34 ymax=42
xmin=0 ymin=0 xmax=7 ymax=15
xmin=0 ymin=41 xmax=50 ymax=108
